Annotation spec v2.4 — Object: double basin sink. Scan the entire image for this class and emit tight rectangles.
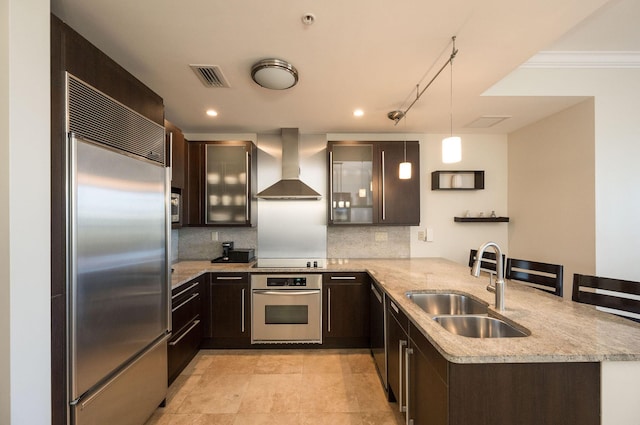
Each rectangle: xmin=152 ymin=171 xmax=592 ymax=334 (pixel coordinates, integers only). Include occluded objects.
xmin=406 ymin=292 xmax=529 ymax=338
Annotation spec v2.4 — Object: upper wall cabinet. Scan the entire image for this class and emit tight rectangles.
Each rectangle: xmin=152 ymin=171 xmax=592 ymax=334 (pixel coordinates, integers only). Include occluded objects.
xmin=165 ymin=120 xmax=186 ymax=190
xmin=328 ymin=141 xmax=420 ymax=226
xmin=185 ymin=140 xmax=257 ymax=227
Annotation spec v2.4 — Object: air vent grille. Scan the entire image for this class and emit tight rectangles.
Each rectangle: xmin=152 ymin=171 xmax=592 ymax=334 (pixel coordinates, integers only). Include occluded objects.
xmin=190 ymin=65 xmax=231 ymax=88
xmin=66 ymin=74 xmax=165 ymax=164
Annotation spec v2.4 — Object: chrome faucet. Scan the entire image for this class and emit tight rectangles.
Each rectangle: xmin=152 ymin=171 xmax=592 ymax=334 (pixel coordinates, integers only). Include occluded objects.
xmin=471 ymin=241 xmax=505 ymax=311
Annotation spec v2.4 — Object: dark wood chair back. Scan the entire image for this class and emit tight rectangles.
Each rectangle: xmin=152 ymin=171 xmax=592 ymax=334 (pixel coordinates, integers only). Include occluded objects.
xmin=505 ymin=258 xmax=564 ymax=297
xmin=572 ymin=274 xmax=640 ymax=322
xmin=468 ymin=249 xmax=505 ymax=275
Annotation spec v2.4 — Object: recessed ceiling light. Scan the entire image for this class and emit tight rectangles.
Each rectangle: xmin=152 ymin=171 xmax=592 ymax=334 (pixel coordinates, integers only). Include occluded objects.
xmin=206 ymin=109 xmax=218 ymax=117
xmin=353 ymin=109 xmax=364 ymax=117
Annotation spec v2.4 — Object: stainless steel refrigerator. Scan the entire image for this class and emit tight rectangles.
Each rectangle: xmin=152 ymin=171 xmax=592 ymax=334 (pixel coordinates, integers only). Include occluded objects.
xmin=66 ymin=74 xmax=170 ymax=425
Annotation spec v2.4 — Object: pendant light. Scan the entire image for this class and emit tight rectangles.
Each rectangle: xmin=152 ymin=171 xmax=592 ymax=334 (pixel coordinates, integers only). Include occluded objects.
xmin=442 ymin=40 xmax=461 ymax=164
xmin=399 ymin=142 xmax=412 ymax=179
xmin=399 ymin=116 xmax=412 ymax=179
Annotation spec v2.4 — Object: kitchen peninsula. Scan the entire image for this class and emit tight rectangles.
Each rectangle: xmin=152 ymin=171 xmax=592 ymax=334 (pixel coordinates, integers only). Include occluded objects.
xmin=172 ymin=257 xmax=640 ymax=425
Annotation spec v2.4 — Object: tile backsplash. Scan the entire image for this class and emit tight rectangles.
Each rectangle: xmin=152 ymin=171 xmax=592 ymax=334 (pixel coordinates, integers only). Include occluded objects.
xmin=327 ymin=226 xmax=410 ymax=258
xmin=173 ymin=225 xmax=409 ymax=261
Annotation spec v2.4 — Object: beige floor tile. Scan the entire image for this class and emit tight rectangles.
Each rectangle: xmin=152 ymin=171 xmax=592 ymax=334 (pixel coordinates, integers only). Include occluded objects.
xmin=342 ymin=351 xmax=377 ymax=374
xmin=164 ymin=375 xmax=205 ymax=413
xmin=238 ymin=373 xmax=302 ymax=413
xmin=203 ymin=353 xmax=258 ymax=375
xmin=300 ymin=412 xmax=363 ymax=425
xmin=233 ymin=412 xmax=301 ymax=425
xmin=360 ymin=411 xmax=404 ymax=425
xmin=299 ymin=373 xmax=359 ymax=413
xmin=302 ymin=351 xmax=350 ymax=374
xmin=254 ymin=352 xmax=304 ymax=374
xmin=348 ymin=373 xmax=392 ymax=412
xmin=177 ymin=374 xmax=251 ymax=414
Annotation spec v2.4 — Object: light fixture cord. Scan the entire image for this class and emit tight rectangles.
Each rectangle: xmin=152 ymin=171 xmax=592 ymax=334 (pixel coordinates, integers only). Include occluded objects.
xmin=403 ymin=115 xmax=407 ymax=162
xmin=449 ymin=57 xmax=453 ymax=137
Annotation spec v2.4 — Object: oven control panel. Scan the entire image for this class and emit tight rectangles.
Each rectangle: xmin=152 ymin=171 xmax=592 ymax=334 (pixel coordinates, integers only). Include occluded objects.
xmin=266 ymin=277 xmax=307 ymax=287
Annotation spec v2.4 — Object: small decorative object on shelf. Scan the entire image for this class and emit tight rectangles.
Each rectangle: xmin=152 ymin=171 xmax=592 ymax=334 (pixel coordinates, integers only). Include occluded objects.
xmin=490 ymin=210 xmax=497 ymax=218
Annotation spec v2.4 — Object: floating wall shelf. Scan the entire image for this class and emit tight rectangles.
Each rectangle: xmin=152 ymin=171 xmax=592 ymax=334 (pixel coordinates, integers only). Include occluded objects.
xmin=431 ymin=170 xmax=484 ymax=190
xmin=454 ymin=217 xmax=509 ymax=223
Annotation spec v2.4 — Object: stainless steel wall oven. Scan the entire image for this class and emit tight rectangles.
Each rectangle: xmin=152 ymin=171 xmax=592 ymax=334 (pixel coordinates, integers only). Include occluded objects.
xmin=251 ymin=274 xmax=322 ymax=344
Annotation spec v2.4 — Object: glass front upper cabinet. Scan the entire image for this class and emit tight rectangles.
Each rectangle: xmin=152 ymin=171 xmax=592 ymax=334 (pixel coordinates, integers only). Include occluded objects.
xmin=205 ymin=144 xmax=250 ymax=225
xmin=329 ymin=144 xmax=373 ymax=224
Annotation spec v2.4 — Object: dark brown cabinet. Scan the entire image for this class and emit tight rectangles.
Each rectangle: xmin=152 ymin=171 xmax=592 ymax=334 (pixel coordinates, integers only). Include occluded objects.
xmin=168 ymin=276 xmax=204 ymax=385
xmin=386 ymin=298 xmax=409 ymax=409
xmin=385 ymin=298 xmax=600 ymax=425
xmin=204 ymin=273 xmax=251 ymax=348
xmin=322 ymin=272 xmax=370 ymax=347
xmin=165 ymin=119 xmax=186 ymax=190
xmin=328 ymin=141 xmax=420 ymax=226
xmin=184 ymin=141 xmax=257 ymax=227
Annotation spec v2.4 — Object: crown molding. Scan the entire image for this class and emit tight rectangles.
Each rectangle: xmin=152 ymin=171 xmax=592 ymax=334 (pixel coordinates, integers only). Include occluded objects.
xmin=521 ymin=51 xmax=640 ymax=69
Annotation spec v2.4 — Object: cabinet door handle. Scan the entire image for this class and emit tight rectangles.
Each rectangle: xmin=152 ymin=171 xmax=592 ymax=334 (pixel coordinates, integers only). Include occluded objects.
xmin=327 ymin=288 xmax=332 ymax=333
xmin=169 ymin=319 xmax=200 ymax=346
xmin=371 ymin=284 xmax=382 ymax=303
xmin=171 ymin=292 xmax=199 ymax=313
xmin=241 ymin=288 xmax=245 ymax=333
xmin=172 ymin=281 xmax=200 ymax=300
xmin=390 ymin=301 xmax=399 ymax=314
xmin=405 ymin=346 xmax=413 ymax=425
xmin=399 ymin=339 xmax=407 ymax=413
xmin=168 ymin=131 xmax=173 ymax=169
xmin=329 ymin=150 xmax=334 ymax=221
xmin=330 ymin=276 xmax=356 ymax=280
xmin=245 ymin=150 xmax=250 ymax=222
xmin=217 ymin=276 xmax=243 ymax=280
xmin=381 ymin=150 xmax=386 ymax=221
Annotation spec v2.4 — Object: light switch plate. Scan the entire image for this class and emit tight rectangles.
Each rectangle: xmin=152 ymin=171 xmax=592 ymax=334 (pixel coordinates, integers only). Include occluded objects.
xmin=426 ymin=227 xmax=434 ymax=242
xmin=418 ymin=230 xmax=425 ymax=241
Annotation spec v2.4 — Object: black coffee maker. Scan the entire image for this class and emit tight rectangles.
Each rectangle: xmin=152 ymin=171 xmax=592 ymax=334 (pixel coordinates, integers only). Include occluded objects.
xmin=212 ymin=241 xmax=234 ymax=263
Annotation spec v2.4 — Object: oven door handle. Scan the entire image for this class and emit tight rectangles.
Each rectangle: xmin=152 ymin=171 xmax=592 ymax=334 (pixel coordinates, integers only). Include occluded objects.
xmin=252 ymin=289 xmax=319 ymax=296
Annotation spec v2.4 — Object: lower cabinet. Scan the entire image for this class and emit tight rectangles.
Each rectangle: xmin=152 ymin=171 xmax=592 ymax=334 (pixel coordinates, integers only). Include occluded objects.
xmin=203 ymin=272 xmax=251 ymax=348
xmin=386 ymin=298 xmax=600 ymax=425
xmin=322 ymin=272 xmax=370 ymax=348
xmin=168 ymin=275 xmax=204 ymax=385
xmin=386 ymin=298 xmax=409 ymax=409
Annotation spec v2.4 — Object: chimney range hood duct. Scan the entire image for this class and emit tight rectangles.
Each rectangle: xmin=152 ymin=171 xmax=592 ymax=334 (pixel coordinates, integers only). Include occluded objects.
xmin=256 ymin=128 xmax=322 ymax=200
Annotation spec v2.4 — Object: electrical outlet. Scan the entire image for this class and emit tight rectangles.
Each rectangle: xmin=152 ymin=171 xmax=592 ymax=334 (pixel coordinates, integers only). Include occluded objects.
xmin=211 ymin=231 xmax=219 ymax=241
xmin=374 ymin=231 xmax=388 ymax=242
xmin=418 ymin=230 xmax=425 ymax=241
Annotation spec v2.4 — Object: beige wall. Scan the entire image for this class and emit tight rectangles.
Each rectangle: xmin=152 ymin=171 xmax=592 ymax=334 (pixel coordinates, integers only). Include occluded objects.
xmin=2 ymin=0 xmax=51 ymax=423
xmin=508 ymin=98 xmax=596 ymax=298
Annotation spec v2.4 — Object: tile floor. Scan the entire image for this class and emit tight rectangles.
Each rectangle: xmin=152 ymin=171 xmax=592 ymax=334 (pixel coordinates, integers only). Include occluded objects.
xmin=145 ymin=349 xmax=404 ymax=425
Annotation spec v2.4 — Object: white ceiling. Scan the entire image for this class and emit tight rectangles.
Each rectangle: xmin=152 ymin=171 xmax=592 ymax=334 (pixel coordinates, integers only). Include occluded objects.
xmin=51 ymin=0 xmax=639 ymax=135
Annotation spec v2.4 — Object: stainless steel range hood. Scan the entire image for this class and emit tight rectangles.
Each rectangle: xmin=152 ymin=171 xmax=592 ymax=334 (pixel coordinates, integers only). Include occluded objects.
xmin=256 ymin=128 xmax=322 ymax=200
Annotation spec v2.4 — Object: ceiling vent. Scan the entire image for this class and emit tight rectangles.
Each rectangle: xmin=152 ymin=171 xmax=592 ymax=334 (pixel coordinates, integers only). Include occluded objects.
xmin=464 ymin=115 xmax=511 ymax=129
xmin=189 ymin=65 xmax=231 ymax=88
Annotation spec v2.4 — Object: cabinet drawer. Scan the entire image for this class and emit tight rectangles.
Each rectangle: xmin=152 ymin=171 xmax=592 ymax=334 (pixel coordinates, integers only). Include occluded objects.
xmin=387 ymin=298 xmax=409 ymax=334
xmin=323 ymin=272 xmax=369 ymax=284
xmin=172 ymin=280 xmax=202 ymax=334
xmin=167 ymin=318 xmax=202 ymax=384
xmin=210 ymin=273 xmax=249 ymax=285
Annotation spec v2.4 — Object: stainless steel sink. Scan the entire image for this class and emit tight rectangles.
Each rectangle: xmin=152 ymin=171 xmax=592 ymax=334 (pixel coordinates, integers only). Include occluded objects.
xmin=406 ymin=292 xmax=488 ymax=315
xmin=433 ymin=315 xmax=529 ymax=338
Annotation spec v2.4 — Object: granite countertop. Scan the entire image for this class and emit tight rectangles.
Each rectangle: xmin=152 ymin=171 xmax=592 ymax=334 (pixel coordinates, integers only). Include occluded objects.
xmin=170 ymin=258 xmax=640 ymax=364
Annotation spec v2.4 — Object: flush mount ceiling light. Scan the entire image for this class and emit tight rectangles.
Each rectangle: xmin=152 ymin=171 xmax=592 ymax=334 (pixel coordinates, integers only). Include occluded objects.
xmin=251 ymin=58 xmax=299 ymax=90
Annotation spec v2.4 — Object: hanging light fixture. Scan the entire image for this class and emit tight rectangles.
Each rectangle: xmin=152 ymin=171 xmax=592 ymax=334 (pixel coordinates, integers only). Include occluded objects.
xmin=399 ymin=117 xmax=412 ymax=179
xmin=442 ymin=38 xmax=461 ymax=163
